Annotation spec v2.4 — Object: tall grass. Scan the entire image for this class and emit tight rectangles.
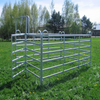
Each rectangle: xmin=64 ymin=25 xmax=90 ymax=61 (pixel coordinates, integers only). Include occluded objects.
xmin=0 ymin=37 xmax=100 ymax=100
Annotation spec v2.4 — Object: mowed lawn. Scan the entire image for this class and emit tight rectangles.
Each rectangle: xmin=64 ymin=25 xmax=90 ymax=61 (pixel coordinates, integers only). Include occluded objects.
xmin=0 ymin=37 xmax=100 ymax=100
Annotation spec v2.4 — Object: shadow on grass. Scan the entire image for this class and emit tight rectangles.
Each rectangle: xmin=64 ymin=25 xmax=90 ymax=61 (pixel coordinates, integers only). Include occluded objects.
xmin=0 ymin=77 xmax=20 ymax=91
xmin=0 ymin=66 xmax=90 ymax=92
xmin=0 ymin=75 xmax=33 ymax=91
xmin=35 ymin=66 xmax=90 ymax=92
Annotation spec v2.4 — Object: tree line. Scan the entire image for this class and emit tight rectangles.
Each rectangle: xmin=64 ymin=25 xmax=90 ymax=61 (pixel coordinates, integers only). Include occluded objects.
xmin=0 ymin=0 xmax=92 ymax=39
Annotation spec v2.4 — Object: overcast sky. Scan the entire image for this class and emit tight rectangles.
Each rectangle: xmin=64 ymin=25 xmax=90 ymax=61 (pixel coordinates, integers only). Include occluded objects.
xmin=0 ymin=0 xmax=100 ymax=23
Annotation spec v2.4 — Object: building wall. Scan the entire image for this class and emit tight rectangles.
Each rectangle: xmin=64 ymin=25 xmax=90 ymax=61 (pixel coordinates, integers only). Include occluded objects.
xmin=92 ymin=30 xmax=100 ymax=36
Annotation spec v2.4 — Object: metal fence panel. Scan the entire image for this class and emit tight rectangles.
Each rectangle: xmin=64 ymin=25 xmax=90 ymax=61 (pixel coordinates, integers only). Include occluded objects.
xmin=11 ymin=31 xmax=92 ymax=85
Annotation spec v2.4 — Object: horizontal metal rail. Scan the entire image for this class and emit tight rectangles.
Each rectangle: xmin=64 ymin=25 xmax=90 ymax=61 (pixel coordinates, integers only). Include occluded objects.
xmin=27 ymin=55 xmax=40 ymax=62
xmin=43 ymin=62 xmax=90 ymax=79
xmin=27 ymin=54 xmax=39 ymax=56
xmin=16 ymin=44 xmax=25 ymax=47
xmin=27 ymin=62 xmax=40 ymax=70
xmin=43 ymin=42 xmax=63 ymax=45
xmin=66 ymin=40 xmax=90 ymax=44
xmin=27 ymin=48 xmax=40 ymax=54
xmin=17 ymin=54 xmax=39 ymax=58
xmin=13 ymin=69 xmax=25 ymax=78
xmin=12 ymin=41 xmax=24 ymax=45
xmin=80 ymin=49 xmax=90 ymax=52
xmin=26 ymin=69 xmax=40 ymax=78
xmin=12 ymin=62 xmax=25 ymax=70
xmin=47 ymin=34 xmax=91 ymax=37
xmin=12 ymin=55 xmax=24 ymax=62
xmin=43 ymin=56 xmax=63 ymax=63
xmin=43 ymin=47 xmax=60 ymax=50
xmin=11 ymin=33 xmax=91 ymax=38
xmin=16 ymin=38 xmax=90 ymax=41
xmin=66 ymin=43 xmax=89 ymax=46
xmin=80 ymin=45 xmax=90 ymax=49
xmin=43 ymin=40 xmax=90 ymax=46
xmin=17 ymin=60 xmax=33 ymax=64
xmin=16 ymin=39 xmax=33 ymax=41
xmin=12 ymin=33 xmax=25 ymax=37
xmin=27 ymin=41 xmax=40 ymax=45
xmin=16 ymin=44 xmax=33 ymax=46
xmin=43 ymin=55 xmax=60 ymax=60
xmin=30 ymin=47 xmax=61 ymax=51
xmin=43 ymin=49 xmax=62 ymax=54
xmin=64 ymin=45 xmax=90 ymax=51
xmin=26 ymin=33 xmax=91 ymax=37
xmin=66 ymin=56 xmax=78 ymax=60
xmin=12 ymin=48 xmax=25 ymax=53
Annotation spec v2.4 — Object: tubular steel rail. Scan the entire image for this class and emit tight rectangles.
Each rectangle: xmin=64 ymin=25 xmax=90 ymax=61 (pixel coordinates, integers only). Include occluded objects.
xmin=11 ymin=32 xmax=92 ymax=85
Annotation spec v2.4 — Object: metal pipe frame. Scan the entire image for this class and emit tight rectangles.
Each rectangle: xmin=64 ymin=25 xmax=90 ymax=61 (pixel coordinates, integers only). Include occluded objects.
xmin=11 ymin=29 xmax=92 ymax=85
xmin=15 ymin=15 xmax=30 ymax=34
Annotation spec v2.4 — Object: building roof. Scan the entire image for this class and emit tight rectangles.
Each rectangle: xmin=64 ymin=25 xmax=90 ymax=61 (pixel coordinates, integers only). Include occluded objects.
xmin=93 ymin=24 xmax=100 ymax=30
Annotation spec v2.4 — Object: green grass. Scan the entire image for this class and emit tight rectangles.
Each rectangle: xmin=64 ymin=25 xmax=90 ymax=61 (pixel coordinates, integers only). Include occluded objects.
xmin=0 ymin=37 xmax=100 ymax=100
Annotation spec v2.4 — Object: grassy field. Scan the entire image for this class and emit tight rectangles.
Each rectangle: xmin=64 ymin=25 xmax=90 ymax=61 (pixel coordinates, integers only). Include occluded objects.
xmin=0 ymin=37 xmax=100 ymax=100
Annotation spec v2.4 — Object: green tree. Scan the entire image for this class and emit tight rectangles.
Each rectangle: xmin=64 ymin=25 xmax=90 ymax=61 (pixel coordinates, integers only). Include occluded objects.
xmin=41 ymin=7 xmax=47 ymax=25
xmin=62 ymin=0 xmax=81 ymax=34
xmin=44 ymin=8 xmax=50 ymax=24
xmin=81 ymin=15 xmax=92 ymax=34
xmin=18 ymin=0 xmax=30 ymax=33
xmin=50 ymin=0 xmax=54 ymax=16
xmin=71 ymin=4 xmax=81 ymax=34
xmin=38 ymin=6 xmax=50 ymax=26
xmin=62 ymin=0 xmax=74 ymax=33
xmin=0 ymin=0 xmax=31 ymax=39
xmin=38 ymin=5 xmax=42 ymax=27
xmin=46 ymin=10 xmax=64 ymax=33
xmin=62 ymin=0 xmax=74 ymax=27
xmin=12 ymin=3 xmax=19 ymax=18
xmin=18 ymin=0 xmax=30 ymax=16
xmin=0 ymin=3 xmax=12 ymax=39
xmin=30 ymin=3 xmax=38 ymax=32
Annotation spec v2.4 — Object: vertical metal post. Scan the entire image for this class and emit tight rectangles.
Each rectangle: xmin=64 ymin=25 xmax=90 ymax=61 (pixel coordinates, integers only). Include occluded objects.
xmin=74 ymin=36 xmax=75 ymax=54
xmin=33 ymin=36 xmax=35 ymax=58
xmin=63 ymin=34 xmax=65 ymax=72
xmin=60 ymin=31 xmax=62 ymax=57
xmin=78 ymin=36 xmax=80 ymax=67
xmin=15 ymin=36 xmax=17 ymax=67
xmin=25 ymin=17 xmax=27 ymax=75
xmin=15 ymin=17 xmax=17 ymax=68
xmin=11 ymin=35 xmax=13 ymax=78
xmin=25 ymin=34 xmax=27 ymax=75
xmin=48 ymin=33 xmax=49 ymax=58
xmin=40 ymin=33 xmax=43 ymax=85
xmin=42 ymin=30 xmax=49 ymax=58
xmin=90 ymin=34 xmax=92 ymax=67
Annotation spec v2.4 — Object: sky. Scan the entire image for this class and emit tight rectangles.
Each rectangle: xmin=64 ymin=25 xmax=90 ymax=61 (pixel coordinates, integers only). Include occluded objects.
xmin=0 ymin=0 xmax=100 ymax=24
